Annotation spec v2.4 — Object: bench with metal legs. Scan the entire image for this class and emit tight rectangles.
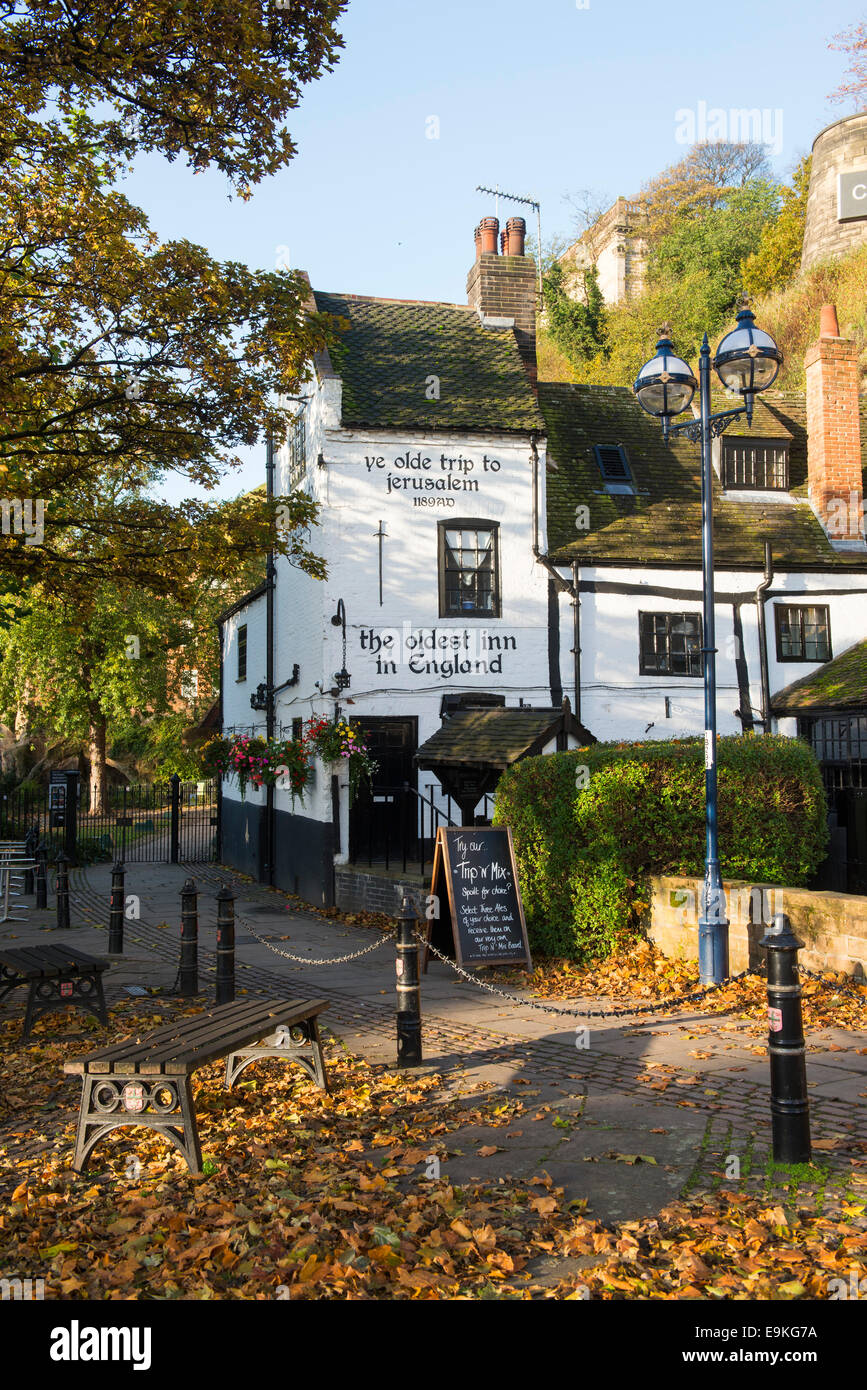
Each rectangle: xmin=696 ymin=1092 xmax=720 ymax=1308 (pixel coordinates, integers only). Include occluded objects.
xmin=64 ymin=997 xmax=330 ymax=1175
xmin=0 ymin=945 xmax=108 ymax=1041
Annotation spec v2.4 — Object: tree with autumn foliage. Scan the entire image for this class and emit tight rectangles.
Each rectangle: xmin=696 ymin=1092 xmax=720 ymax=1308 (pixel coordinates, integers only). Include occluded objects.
xmin=741 ymin=156 xmax=812 ymax=299
xmin=0 ymin=2 xmax=349 ymax=796
xmin=640 ymin=141 xmax=773 ymax=244
xmin=0 ymin=1 xmax=346 ymax=194
xmin=0 ymin=526 xmax=270 ymax=805
xmin=828 ymin=20 xmax=867 ymax=108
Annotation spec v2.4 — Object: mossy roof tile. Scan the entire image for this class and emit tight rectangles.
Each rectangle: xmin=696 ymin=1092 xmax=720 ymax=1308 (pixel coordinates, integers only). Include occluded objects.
xmin=540 ymin=383 xmax=867 ymax=569
xmin=313 ymin=290 xmax=544 ymax=434
xmin=415 ymin=707 xmax=579 ymax=769
xmin=772 ymin=639 xmax=867 ymax=713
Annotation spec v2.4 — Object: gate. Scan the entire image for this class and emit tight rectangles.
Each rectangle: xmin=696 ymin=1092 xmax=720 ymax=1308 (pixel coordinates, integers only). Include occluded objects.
xmin=0 ymin=775 xmax=218 ymax=863
xmin=844 ymin=788 xmax=867 ymax=895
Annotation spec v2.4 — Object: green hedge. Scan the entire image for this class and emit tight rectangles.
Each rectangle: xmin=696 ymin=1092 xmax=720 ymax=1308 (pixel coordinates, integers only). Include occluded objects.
xmin=492 ymin=735 xmax=828 ymax=961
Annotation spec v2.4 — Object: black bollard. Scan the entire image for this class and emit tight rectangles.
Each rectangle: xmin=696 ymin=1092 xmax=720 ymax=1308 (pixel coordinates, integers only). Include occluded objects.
xmin=179 ymin=877 xmax=199 ymax=997
xmin=215 ymin=884 xmax=235 ymax=1005
xmin=395 ymin=896 xmax=422 ymax=1067
xmin=35 ymin=841 xmax=48 ymax=910
xmin=108 ymin=860 xmax=125 ymax=954
xmin=55 ymin=851 xmax=71 ymax=930
xmin=760 ymin=913 xmax=811 ymax=1165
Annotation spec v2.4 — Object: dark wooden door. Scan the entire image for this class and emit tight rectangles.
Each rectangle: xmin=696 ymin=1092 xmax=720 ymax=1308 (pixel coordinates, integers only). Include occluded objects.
xmin=349 ymin=718 xmax=417 ymax=862
xmin=846 ymin=789 xmax=867 ymax=895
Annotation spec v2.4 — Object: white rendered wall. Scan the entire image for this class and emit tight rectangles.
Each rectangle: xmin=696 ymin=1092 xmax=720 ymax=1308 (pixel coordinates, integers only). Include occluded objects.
xmin=263 ymin=379 xmax=557 ymax=826
xmin=561 ymin=565 xmax=867 ymax=743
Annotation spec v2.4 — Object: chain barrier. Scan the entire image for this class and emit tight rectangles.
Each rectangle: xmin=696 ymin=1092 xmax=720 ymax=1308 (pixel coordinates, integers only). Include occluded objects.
xmin=416 ymin=930 xmax=762 ymax=1020
xmin=797 ymin=963 xmax=867 ymax=1000
xmin=128 ymin=860 xmax=867 ymax=1007
xmin=239 ymin=910 xmax=396 ymax=966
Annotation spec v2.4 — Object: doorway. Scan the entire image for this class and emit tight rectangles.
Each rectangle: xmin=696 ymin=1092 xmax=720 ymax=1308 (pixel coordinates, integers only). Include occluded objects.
xmin=348 ymin=717 xmax=418 ymax=863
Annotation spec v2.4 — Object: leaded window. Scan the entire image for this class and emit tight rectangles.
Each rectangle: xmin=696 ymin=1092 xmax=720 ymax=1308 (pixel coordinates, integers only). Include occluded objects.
xmin=799 ymin=715 xmax=867 ymax=792
xmin=438 ymin=522 xmax=500 ymax=618
xmin=287 ymin=412 xmax=306 ymax=488
xmin=639 ymin=612 xmax=703 ymax=677
xmin=774 ymin=605 xmax=831 ymax=662
xmin=722 ymin=438 xmax=788 ymax=490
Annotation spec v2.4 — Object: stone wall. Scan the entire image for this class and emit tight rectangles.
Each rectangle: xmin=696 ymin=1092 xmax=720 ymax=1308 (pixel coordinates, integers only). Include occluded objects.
xmin=557 ymin=196 xmax=648 ymax=307
xmin=334 ymin=866 xmax=426 ymax=919
xmin=802 ymin=112 xmax=867 ymax=270
xmin=647 ymin=873 xmax=867 ymax=978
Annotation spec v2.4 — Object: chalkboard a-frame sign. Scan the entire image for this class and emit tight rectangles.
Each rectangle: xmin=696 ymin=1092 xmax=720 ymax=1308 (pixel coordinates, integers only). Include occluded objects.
xmin=422 ymin=826 xmax=532 ymax=972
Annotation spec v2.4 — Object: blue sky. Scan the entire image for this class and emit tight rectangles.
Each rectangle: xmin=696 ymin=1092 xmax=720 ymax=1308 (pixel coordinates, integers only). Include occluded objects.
xmin=126 ymin=0 xmax=862 ymax=500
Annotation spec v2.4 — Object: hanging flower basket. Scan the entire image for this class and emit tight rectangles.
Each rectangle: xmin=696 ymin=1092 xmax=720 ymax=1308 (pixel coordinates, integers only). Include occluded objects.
xmin=202 ymin=733 xmax=313 ymax=802
xmin=304 ymin=715 xmax=377 ymax=803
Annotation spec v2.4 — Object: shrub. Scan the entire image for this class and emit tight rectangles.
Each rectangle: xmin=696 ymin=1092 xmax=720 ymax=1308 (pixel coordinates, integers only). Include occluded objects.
xmin=493 ymin=735 xmax=828 ymax=961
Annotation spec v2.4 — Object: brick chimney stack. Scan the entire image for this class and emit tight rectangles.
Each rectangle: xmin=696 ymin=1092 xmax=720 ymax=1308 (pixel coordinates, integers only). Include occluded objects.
xmin=466 ymin=216 xmax=538 ymax=386
xmin=805 ymin=303 xmax=865 ymax=550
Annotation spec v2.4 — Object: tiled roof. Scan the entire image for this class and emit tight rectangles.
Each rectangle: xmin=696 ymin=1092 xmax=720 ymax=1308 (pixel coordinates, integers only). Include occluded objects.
xmin=540 ymin=383 xmax=867 ymax=569
xmin=313 ymin=291 xmax=544 ymax=434
xmin=772 ymin=639 xmax=867 ymax=714
xmin=415 ymin=706 xmax=590 ymax=769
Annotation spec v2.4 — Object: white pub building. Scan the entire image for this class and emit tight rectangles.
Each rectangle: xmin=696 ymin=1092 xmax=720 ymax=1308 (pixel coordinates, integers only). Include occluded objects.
xmin=218 ymin=219 xmax=867 ymax=910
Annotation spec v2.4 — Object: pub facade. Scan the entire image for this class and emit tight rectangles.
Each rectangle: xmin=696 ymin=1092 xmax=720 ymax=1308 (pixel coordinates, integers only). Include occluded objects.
xmin=219 ymin=220 xmax=867 ymax=907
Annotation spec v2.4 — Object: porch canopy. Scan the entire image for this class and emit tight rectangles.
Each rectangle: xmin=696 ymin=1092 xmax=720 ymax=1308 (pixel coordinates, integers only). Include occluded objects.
xmin=772 ymin=639 xmax=867 ymax=716
xmin=415 ymin=697 xmax=594 ymax=823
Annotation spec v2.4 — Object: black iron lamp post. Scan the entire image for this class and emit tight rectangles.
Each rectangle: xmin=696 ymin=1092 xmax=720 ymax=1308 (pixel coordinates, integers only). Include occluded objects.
xmin=633 ymin=300 xmax=782 ymax=984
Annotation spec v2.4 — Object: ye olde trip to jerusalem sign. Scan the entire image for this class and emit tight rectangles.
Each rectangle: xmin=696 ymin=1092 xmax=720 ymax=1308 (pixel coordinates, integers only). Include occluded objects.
xmin=365 ymin=449 xmax=503 ymax=504
xmin=424 ymin=826 xmax=532 ymax=971
xmin=838 ymin=170 xmax=867 ymax=222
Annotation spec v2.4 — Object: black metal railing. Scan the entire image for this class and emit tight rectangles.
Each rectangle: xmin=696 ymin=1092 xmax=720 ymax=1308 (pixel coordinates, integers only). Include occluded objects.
xmin=0 ymin=777 xmax=218 ymax=864
xmin=348 ymin=784 xmax=497 ymax=878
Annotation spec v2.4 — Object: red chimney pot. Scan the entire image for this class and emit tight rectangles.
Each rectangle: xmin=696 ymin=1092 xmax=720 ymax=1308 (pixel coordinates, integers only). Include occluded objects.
xmin=479 ymin=216 xmax=499 ymax=255
xmin=819 ymin=303 xmax=840 ymax=338
xmin=506 ymin=217 xmax=526 ymax=257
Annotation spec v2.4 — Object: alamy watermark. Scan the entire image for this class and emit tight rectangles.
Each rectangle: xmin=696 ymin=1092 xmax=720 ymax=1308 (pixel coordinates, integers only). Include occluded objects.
xmin=674 ymin=101 xmax=783 ymax=157
xmin=1 ymin=1276 xmax=44 ymax=1300
xmin=828 ymin=1269 xmax=867 ymax=1299
xmin=1 ymin=498 xmax=45 ymax=546
xmin=672 ymin=885 xmax=784 ymax=925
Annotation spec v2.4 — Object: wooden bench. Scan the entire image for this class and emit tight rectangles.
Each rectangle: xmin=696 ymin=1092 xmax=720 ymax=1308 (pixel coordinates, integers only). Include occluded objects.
xmin=64 ymin=997 xmax=329 ymax=1175
xmin=0 ymin=945 xmax=109 ymax=1041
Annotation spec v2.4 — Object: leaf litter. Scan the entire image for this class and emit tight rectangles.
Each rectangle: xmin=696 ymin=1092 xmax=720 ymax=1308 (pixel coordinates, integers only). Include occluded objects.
xmin=0 ymin=995 xmax=864 ymax=1300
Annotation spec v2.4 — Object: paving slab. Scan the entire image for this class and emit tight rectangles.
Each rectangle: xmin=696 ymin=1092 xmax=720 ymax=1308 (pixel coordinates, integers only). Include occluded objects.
xmin=1 ymin=857 xmax=865 ymax=1229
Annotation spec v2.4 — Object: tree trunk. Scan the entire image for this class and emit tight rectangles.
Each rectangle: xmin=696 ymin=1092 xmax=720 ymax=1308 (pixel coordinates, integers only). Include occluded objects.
xmin=88 ymin=716 xmax=108 ymax=814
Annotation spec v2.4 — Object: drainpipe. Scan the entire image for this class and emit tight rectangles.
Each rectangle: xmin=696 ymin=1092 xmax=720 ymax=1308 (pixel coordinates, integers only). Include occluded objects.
xmin=531 ymin=434 xmax=575 ymax=595
xmin=530 ymin=432 xmax=579 ymax=715
xmin=755 ymin=540 xmax=774 ymax=734
xmin=264 ymin=433 xmax=276 ymax=885
xmin=571 ymin=561 xmax=581 ymax=727
xmin=216 ymin=618 xmax=224 ymax=862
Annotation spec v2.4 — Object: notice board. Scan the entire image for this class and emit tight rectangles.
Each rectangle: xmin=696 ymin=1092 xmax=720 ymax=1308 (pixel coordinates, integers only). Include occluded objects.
xmin=423 ymin=826 xmax=532 ymax=971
